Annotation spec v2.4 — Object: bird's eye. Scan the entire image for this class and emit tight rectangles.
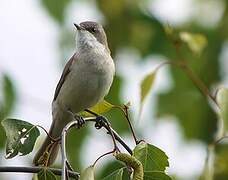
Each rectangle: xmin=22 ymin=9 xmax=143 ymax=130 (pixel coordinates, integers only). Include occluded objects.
xmin=91 ymin=27 xmax=96 ymax=33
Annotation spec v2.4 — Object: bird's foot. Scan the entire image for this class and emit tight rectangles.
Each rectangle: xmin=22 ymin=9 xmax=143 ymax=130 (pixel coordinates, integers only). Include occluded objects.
xmin=73 ymin=114 xmax=85 ymax=129
xmin=66 ymin=108 xmax=85 ymax=129
xmin=95 ymin=115 xmax=109 ymax=129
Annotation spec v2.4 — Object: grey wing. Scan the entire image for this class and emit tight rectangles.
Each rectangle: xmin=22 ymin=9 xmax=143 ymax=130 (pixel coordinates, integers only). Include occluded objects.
xmin=53 ymin=53 xmax=77 ymax=101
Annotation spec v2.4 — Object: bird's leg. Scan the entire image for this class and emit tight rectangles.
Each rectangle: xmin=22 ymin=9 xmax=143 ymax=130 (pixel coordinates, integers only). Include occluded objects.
xmin=66 ymin=108 xmax=85 ymax=129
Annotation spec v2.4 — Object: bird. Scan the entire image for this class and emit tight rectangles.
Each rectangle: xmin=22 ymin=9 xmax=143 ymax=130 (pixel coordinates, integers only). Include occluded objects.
xmin=33 ymin=21 xmax=115 ymax=166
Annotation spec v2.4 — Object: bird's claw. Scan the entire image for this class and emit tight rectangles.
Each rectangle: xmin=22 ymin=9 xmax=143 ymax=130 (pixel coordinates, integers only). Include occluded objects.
xmin=74 ymin=115 xmax=85 ymax=128
xmin=95 ymin=116 xmax=109 ymax=129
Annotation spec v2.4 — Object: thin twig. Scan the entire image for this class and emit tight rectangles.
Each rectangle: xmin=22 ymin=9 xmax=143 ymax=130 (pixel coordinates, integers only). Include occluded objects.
xmin=84 ymin=117 xmax=132 ymax=154
xmin=93 ymin=150 xmax=115 ymax=167
xmin=214 ymin=135 xmax=228 ymax=145
xmin=109 ymin=127 xmax=133 ymax=155
xmin=60 ymin=116 xmax=133 ymax=180
xmin=0 ymin=166 xmax=79 ymax=179
xmin=114 ymin=105 xmax=138 ymax=145
xmin=61 ymin=121 xmax=79 ymax=180
xmin=102 ymin=117 xmax=120 ymax=151
xmin=36 ymin=125 xmax=59 ymax=142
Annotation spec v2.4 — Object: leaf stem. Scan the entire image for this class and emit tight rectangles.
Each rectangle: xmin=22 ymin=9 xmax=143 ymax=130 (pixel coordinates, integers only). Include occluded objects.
xmin=36 ymin=125 xmax=59 ymax=142
xmin=93 ymin=150 xmax=115 ymax=167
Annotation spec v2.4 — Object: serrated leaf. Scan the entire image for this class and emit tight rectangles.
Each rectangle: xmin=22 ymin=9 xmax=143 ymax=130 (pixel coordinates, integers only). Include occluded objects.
xmin=179 ymin=32 xmax=207 ymax=55
xmin=133 ymin=142 xmax=169 ymax=172
xmin=79 ymin=100 xmax=114 ymax=117
xmin=216 ymin=87 xmax=228 ymax=134
xmin=144 ymin=171 xmax=172 ymax=180
xmin=102 ymin=168 xmax=123 ymax=180
xmin=140 ymin=71 xmax=156 ymax=115
xmin=1 ymin=118 xmax=40 ymax=159
xmin=80 ymin=166 xmax=95 ymax=180
xmin=37 ymin=168 xmax=57 ymax=180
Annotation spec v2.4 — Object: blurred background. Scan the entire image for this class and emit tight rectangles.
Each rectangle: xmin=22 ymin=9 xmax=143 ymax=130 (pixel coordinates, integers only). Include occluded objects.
xmin=0 ymin=0 xmax=228 ymax=179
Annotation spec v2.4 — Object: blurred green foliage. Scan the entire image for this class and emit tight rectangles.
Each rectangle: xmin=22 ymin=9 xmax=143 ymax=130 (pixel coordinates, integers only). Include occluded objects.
xmin=40 ymin=0 xmax=228 ymax=178
xmin=214 ymin=144 xmax=228 ymax=179
xmin=0 ymin=74 xmax=16 ymax=148
xmin=1 ymin=0 xmax=228 ymax=179
xmin=41 ymin=0 xmax=72 ymax=23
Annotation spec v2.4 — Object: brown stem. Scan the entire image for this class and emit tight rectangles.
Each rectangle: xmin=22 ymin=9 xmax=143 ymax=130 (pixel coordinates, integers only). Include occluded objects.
xmin=84 ymin=117 xmax=132 ymax=155
xmin=114 ymin=105 xmax=138 ymax=145
xmin=36 ymin=125 xmax=59 ymax=142
xmin=93 ymin=150 xmax=116 ymax=167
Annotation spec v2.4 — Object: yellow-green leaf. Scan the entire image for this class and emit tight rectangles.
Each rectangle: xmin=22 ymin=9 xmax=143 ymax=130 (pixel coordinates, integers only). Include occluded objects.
xmin=80 ymin=165 xmax=95 ymax=180
xmin=216 ymin=87 xmax=228 ymax=134
xmin=179 ymin=32 xmax=207 ymax=55
xmin=79 ymin=100 xmax=114 ymax=117
xmin=140 ymin=71 xmax=156 ymax=115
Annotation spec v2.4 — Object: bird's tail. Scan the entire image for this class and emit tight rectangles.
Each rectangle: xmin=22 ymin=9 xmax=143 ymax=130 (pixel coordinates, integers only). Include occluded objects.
xmin=33 ymin=105 xmax=71 ymax=166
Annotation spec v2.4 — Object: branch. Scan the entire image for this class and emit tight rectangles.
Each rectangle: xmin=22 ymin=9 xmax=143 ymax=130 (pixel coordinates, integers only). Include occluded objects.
xmin=84 ymin=117 xmax=133 ymax=154
xmin=60 ymin=116 xmax=133 ymax=179
xmin=61 ymin=120 xmax=79 ymax=180
xmin=0 ymin=166 xmax=79 ymax=179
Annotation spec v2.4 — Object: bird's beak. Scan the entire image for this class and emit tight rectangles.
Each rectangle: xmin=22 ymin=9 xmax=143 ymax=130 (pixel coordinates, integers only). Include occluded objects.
xmin=74 ymin=23 xmax=83 ymax=30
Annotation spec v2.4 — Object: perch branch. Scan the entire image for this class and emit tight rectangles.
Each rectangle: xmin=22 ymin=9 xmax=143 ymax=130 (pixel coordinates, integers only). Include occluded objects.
xmin=84 ymin=117 xmax=133 ymax=154
xmin=61 ymin=120 xmax=79 ymax=180
xmin=0 ymin=166 xmax=79 ymax=179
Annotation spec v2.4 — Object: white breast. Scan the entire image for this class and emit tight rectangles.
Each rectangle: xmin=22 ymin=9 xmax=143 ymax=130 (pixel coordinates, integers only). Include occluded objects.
xmin=56 ymin=41 xmax=115 ymax=113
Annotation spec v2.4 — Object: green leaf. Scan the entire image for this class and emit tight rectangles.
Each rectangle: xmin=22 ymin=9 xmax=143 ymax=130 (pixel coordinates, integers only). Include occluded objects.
xmin=102 ymin=168 xmax=123 ymax=180
xmin=80 ymin=165 xmax=95 ymax=180
xmin=1 ymin=118 xmax=40 ymax=159
xmin=140 ymin=71 xmax=156 ymax=115
xmin=133 ymin=142 xmax=169 ymax=172
xmin=37 ymin=168 xmax=57 ymax=180
xmin=179 ymin=32 xmax=207 ymax=55
xmin=79 ymin=100 xmax=114 ymax=117
xmin=216 ymin=87 xmax=228 ymax=133
xmin=144 ymin=171 xmax=172 ymax=180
